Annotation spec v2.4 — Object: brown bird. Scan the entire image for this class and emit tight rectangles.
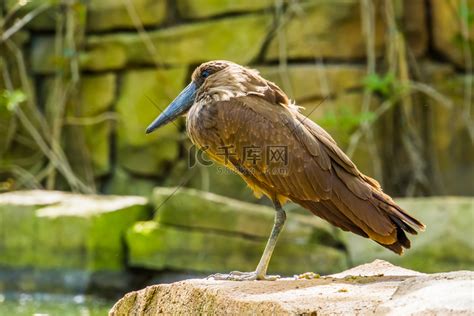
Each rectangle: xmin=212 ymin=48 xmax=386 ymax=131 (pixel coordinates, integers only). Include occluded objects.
xmin=146 ymin=60 xmax=425 ymax=281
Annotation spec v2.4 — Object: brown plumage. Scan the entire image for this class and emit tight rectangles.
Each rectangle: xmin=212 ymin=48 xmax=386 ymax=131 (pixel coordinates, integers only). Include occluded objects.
xmin=147 ymin=60 xmax=425 ymax=280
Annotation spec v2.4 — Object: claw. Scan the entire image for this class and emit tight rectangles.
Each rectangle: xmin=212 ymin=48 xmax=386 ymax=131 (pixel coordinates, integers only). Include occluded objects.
xmin=207 ymin=271 xmax=280 ymax=281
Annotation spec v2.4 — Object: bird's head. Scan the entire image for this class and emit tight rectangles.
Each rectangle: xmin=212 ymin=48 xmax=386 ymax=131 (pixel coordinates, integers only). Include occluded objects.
xmin=146 ymin=60 xmax=239 ymax=134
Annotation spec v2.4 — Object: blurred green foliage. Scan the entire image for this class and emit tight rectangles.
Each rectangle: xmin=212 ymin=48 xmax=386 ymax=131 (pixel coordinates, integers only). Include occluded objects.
xmin=319 ymin=105 xmax=376 ymax=131
xmin=0 ymin=89 xmax=26 ymax=112
xmin=459 ymin=2 xmax=474 ymax=25
xmin=362 ymin=73 xmax=396 ymax=97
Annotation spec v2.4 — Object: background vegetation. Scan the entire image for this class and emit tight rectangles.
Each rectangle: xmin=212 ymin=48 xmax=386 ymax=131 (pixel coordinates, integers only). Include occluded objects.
xmin=1 ymin=0 xmax=472 ymax=200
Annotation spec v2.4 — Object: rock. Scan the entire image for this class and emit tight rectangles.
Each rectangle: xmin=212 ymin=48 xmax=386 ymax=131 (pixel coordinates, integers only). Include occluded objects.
xmin=151 ymin=187 xmax=337 ymax=242
xmin=257 ymin=64 xmax=366 ymax=101
xmin=375 ymin=271 xmax=474 ymax=315
xmin=164 ymin=159 xmax=261 ymax=203
xmin=6 ymin=0 xmax=166 ymax=31
xmin=344 ymin=197 xmax=474 ymax=273
xmin=126 ymin=187 xmax=347 ymax=275
xmin=87 ymin=0 xmax=167 ymax=31
xmin=37 ymin=73 xmax=116 ymax=177
xmin=126 ymin=222 xmax=346 ymax=275
xmin=62 ymin=73 xmax=117 ymax=176
xmin=75 ymin=73 xmax=117 ymax=116
xmin=80 ymin=13 xmax=272 ymax=71
xmin=103 ymin=168 xmax=157 ymax=198
xmin=109 ymin=260 xmax=474 ymax=315
xmin=82 ymin=122 xmax=112 ymax=177
xmin=0 ymin=190 xmax=150 ymax=271
xmin=431 ymin=0 xmax=474 ymax=69
xmin=330 ymin=259 xmax=423 ymax=278
xmin=266 ymin=1 xmax=385 ymax=60
xmin=115 ymin=68 xmax=186 ymax=176
xmin=176 ymin=0 xmax=275 ymax=18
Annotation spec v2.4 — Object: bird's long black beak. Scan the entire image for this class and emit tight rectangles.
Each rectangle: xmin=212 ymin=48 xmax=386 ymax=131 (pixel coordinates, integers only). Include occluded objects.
xmin=146 ymin=82 xmax=197 ymax=134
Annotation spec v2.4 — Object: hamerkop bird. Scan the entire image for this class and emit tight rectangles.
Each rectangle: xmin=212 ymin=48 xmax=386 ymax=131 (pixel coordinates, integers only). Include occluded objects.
xmin=146 ymin=60 xmax=425 ymax=281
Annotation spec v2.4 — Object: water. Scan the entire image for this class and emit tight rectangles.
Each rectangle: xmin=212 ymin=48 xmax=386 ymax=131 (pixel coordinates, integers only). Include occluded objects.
xmin=0 ymin=292 xmax=113 ymax=316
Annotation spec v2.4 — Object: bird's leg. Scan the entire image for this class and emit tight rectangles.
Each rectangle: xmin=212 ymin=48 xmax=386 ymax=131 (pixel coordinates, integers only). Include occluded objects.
xmin=254 ymin=200 xmax=286 ymax=279
xmin=209 ymin=199 xmax=286 ymax=281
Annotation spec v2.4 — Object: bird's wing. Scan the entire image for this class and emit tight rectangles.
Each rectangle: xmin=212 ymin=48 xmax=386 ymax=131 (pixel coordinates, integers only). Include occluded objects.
xmin=209 ymin=95 xmax=423 ymax=251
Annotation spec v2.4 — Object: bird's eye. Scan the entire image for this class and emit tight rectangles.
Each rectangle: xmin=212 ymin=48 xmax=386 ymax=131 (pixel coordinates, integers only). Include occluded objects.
xmin=202 ymin=70 xmax=210 ymax=78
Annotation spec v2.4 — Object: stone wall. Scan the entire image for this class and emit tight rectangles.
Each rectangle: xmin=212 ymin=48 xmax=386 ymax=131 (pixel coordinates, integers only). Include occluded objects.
xmin=0 ymin=0 xmax=473 ymax=198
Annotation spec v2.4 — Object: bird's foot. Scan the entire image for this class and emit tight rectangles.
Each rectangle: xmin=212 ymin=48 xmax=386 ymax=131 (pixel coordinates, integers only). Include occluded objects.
xmin=207 ymin=271 xmax=280 ymax=281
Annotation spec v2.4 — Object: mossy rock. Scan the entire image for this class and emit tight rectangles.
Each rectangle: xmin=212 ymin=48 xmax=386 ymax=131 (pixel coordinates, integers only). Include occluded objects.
xmin=176 ymin=0 xmax=275 ymax=18
xmin=75 ymin=73 xmax=117 ymax=116
xmin=74 ymin=74 xmax=116 ymax=176
xmin=81 ymin=121 xmax=112 ymax=176
xmin=345 ymin=197 xmax=474 ymax=273
xmin=151 ymin=187 xmax=341 ymax=245
xmin=0 ymin=190 xmax=150 ymax=271
xmin=80 ymin=13 xmax=272 ymax=71
xmin=266 ymin=1 xmax=385 ymax=60
xmin=40 ymin=73 xmax=116 ymax=118
xmin=104 ymin=168 xmax=157 ymax=198
xmin=115 ymin=68 xmax=186 ymax=176
xmin=41 ymin=73 xmax=117 ymax=177
xmin=146 ymin=186 xmax=347 ymax=275
xmin=163 ymin=157 xmax=260 ymax=203
xmin=32 ymin=14 xmax=272 ymax=72
xmin=6 ymin=0 xmax=166 ymax=31
xmin=87 ymin=0 xmax=166 ymax=31
xmin=258 ymin=64 xmax=366 ymax=101
xmin=126 ymin=221 xmax=347 ymax=275
xmin=58 ymin=124 xmax=112 ymax=178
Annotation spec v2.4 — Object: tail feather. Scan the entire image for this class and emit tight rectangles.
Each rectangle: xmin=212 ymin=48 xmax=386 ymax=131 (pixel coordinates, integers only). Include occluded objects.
xmin=294 ymin=180 xmax=425 ymax=255
xmin=372 ymin=191 xmax=426 ymax=232
xmin=388 ymin=213 xmax=417 ymax=235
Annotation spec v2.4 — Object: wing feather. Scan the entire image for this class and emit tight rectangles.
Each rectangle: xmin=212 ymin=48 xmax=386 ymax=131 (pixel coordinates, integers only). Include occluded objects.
xmin=190 ymin=94 xmax=424 ymax=254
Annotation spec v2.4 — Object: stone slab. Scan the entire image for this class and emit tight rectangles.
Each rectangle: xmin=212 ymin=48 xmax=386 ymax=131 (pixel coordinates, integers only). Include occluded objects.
xmin=109 ymin=260 xmax=474 ymax=315
xmin=0 ymin=190 xmax=150 ymax=271
xmin=126 ymin=221 xmax=347 ymax=275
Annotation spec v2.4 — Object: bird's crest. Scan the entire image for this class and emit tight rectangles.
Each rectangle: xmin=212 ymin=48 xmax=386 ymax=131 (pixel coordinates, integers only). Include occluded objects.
xmin=192 ymin=60 xmax=298 ymax=112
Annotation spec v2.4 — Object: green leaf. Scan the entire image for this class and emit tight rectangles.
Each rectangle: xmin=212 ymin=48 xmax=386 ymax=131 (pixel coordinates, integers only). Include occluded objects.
xmin=363 ymin=73 xmax=395 ymax=96
xmin=0 ymin=89 xmax=27 ymax=112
